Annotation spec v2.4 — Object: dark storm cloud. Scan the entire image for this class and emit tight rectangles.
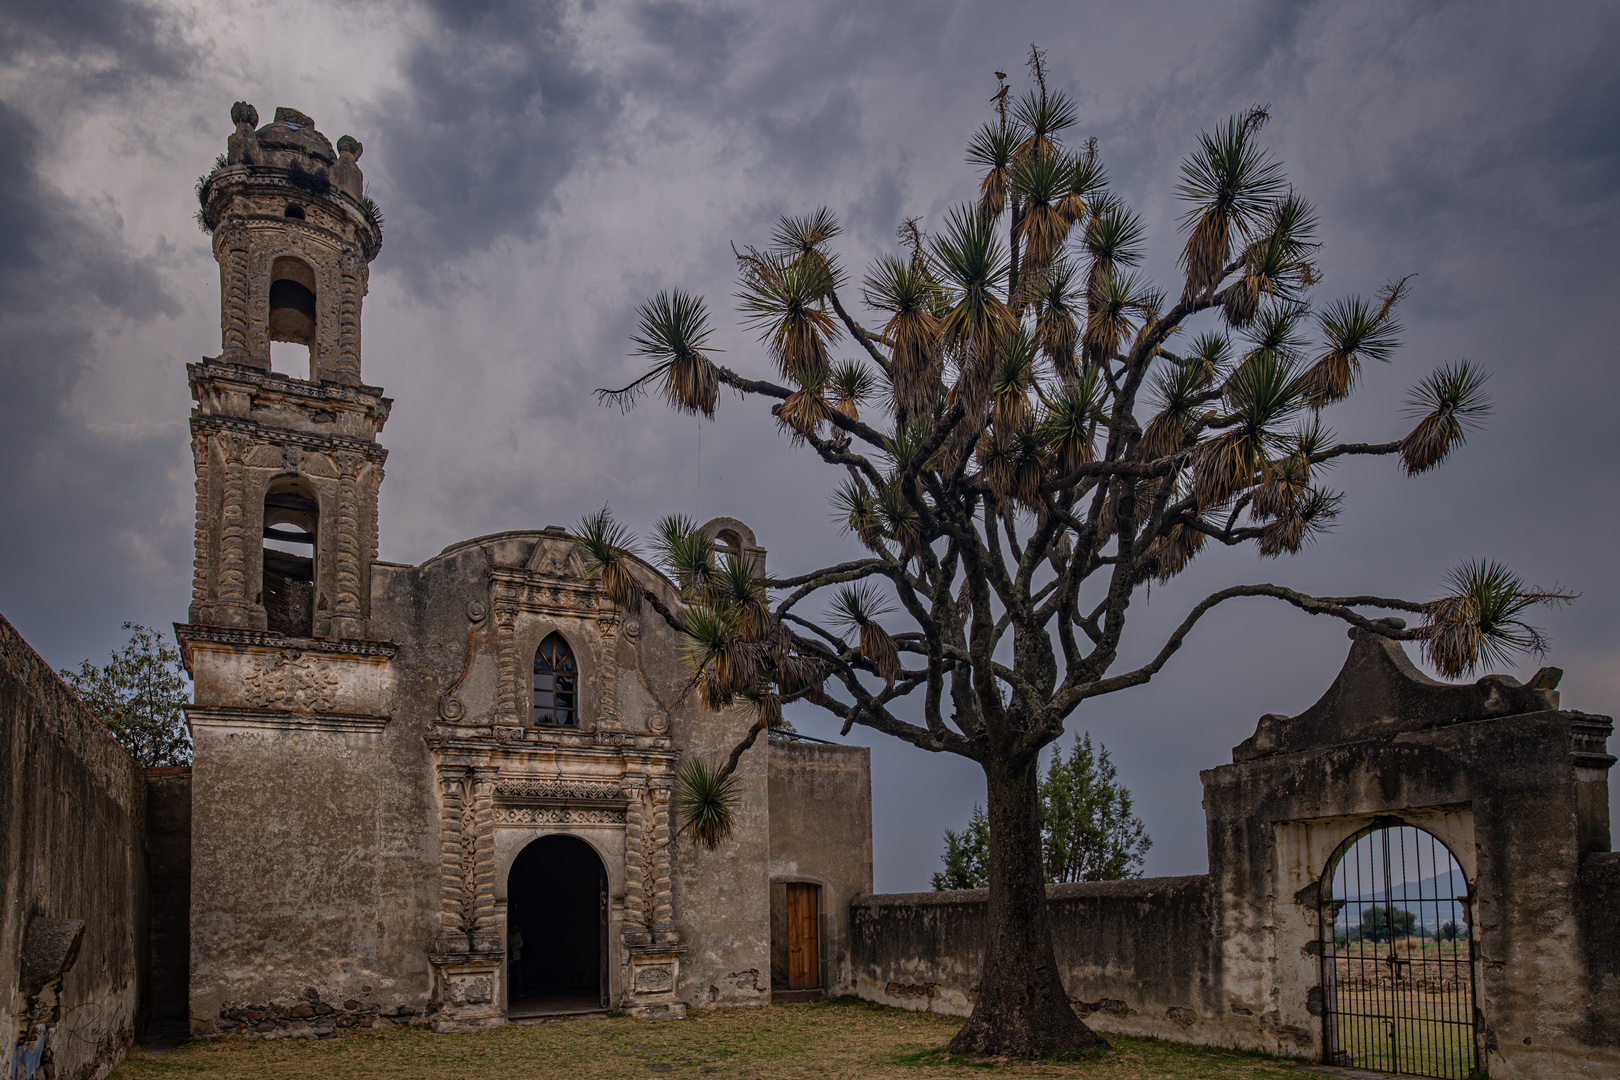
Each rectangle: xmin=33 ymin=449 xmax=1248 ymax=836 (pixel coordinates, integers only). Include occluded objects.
xmin=363 ymin=0 xmax=618 ymax=268
xmin=0 ymin=0 xmax=191 ymax=662
xmin=0 ymin=0 xmax=187 ymax=76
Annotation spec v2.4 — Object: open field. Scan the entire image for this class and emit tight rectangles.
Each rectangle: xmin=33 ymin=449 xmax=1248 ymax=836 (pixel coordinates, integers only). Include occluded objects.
xmin=111 ymin=998 xmax=1314 ymax=1080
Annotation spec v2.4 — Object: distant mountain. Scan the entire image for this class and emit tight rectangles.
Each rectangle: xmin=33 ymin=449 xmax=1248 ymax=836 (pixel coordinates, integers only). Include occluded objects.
xmin=1330 ymin=867 xmax=1470 ymax=933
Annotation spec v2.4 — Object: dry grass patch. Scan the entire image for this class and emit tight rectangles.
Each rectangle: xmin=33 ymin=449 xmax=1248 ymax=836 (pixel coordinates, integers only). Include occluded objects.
xmin=112 ymin=998 xmax=1309 ymax=1080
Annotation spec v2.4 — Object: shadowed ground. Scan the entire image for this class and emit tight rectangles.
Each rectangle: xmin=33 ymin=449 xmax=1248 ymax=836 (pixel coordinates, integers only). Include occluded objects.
xmin=109 ymin=998 xmax=1323 ymax=1079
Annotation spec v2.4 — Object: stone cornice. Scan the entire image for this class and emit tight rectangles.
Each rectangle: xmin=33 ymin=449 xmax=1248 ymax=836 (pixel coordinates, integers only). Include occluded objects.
xmin=188 ymin=415 xmax=390 ymax=463
xmin=185 ymin=705 xmax=390 ymax=733
xmin=424 ymin=730 xmax=675 ymax=756
xmin=174 ymin=622 xmax=398 ymax=658
xmin=188 ymin=359 xmax=389 ymax=410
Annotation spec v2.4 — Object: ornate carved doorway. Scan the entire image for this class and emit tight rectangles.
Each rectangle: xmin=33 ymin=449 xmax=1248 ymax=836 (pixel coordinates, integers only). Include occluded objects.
xmin=508 ymin=835 xmax=609 ymax=1015
xmin=1320 ymin=821 xmax=1477 ymax=1078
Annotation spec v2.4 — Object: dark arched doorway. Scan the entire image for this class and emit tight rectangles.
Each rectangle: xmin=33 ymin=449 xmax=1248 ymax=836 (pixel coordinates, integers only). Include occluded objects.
xmin=1319 ymin=821 xmax=1476 ymax=1078
xmin=507 ymin=835 xmax=608 ymax=1016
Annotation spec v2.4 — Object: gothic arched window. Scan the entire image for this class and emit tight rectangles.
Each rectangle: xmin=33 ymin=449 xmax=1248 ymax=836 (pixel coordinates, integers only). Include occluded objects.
xmin=533 ymin=633 xmax=577 ymax=727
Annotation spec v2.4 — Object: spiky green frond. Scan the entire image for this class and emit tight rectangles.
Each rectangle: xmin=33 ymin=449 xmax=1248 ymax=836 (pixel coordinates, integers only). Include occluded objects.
xmin=1083 ymin=268 xmax=1155 ymax=363
xmin=989 ymin=326 xmax=1038 ymax=433
xmin=1400 ymin=361 xmax=1493 ymax=475
xmin=827 ymin=581 xmax=897 ymax=634
xmin=1137 ymin=357 xmax=1210 ymax=461
xmin=1194 ymin=350 xmax=1304 ymax=506
xmin=651 ymin=514 xmax=715 ymax=595
xmin=967 ymin=122 xmax=1025 ymax=220
xmin=934 ymin=205 xmax=1014 ymax=362
xmin=572 ymin=506 xmax=642 ymax=611
xmin=1028 ymin=257 xmax=1082 ymax=377
xmin=1176 ymin=109 xmax=1287 ymax=298
xmin=862 ymin=253 xmax=944 ymax=415
xmin=772 ymin=207 xmax=843 ymax=257
xmin=1012 ymin=88 xmax=1079 ymax=159
xmin=1256 ymin=485 xmax=1343 ymax=557
xmin=1422 ymin=560 xmax=1575 ymax=678
xmin=1082 ymin=194 xmax=1147 ymax=278
xmin=831 ymin=476 xmax=882 ymax=550
xmin=1223 ymin=192 xmax=1319 ymax=325
xmin=737 ymin=250 xmax=840 ymax=386
xmin=1301 ymin=277 xmax=1409 ymax=407
xmin=673 ymin=757 xmax=741 ymax=849
xmin=828 ymin=359 xmax=878 ymax=420
xmin=1057 ymin=138 xmax=1107 ymax=224
xmin=1037 ymin=365 xmax=1105 ymax=475
xmin=1012 ymin=149 xmax=1075 ymax=272
xmin=600 ymin=290 xmax=721 ymax=417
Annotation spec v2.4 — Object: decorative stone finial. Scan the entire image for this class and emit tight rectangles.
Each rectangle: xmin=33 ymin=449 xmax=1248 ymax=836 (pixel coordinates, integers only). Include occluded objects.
xmin=230 ymin=101 xmax=258 ymax=128
xmin=337 ymin=135 xmax=363 ymax=160
xmin=273 ymin=107 xmax=316 ymax=129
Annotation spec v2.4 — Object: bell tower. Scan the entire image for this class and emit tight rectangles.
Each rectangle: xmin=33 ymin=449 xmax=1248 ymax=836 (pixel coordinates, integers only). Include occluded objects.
xmin=183 ymin=102 xmax=389 ymax=641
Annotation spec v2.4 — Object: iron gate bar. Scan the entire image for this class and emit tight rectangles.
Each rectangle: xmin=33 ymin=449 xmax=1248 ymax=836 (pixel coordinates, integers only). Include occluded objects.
xmin=1320 ymin=823 xmax=1477 ymax=1080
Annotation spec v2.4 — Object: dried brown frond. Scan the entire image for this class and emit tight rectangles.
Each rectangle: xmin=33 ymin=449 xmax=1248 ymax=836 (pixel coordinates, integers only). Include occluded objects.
xmin=859 ymin=622 xmax=901 ymax=687
xmin=773 ymin=383 xmax=837 ymax=442
xmin=1143 ymin=521 xmax=1206 ymax=581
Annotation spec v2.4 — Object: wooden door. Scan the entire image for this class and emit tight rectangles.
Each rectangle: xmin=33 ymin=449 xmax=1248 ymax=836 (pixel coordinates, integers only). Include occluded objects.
xmin=785 ymin=883 xmax=820 ymax=990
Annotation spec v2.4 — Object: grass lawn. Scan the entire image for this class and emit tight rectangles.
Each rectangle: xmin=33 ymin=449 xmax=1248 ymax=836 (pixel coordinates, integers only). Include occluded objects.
xmin=111 ymin=998 xmax=1313 ymax=1080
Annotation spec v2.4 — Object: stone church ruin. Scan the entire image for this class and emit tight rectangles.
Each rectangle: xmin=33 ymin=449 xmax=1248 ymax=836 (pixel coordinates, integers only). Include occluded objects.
xmin=2 ymin=102 xmax=1616 ymax=1080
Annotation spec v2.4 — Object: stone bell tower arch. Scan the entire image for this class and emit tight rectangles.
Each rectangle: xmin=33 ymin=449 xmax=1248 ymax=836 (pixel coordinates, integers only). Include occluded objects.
xmin=182 ymin=103 xmax=388 ymax=640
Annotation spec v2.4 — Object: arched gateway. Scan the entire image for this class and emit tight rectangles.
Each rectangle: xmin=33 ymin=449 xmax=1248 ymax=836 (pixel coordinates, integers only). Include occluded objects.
xmin=1319 ymin=822 xmax=1476 ymax=1078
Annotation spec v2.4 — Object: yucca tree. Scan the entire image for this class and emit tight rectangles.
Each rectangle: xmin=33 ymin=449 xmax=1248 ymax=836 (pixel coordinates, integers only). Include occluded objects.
xmin=591 ymin=52 xmax=1572 ymax=1059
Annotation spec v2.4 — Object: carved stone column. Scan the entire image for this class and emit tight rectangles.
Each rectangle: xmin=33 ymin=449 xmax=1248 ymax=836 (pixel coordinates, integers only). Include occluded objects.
xmin=429 ymin=765 xmax=504 ymax=1032
xmin=596 ymin=613 xmax=621 ymax=729
xmin=329 ymin=249 xmax=364 ymax=386
xmin=189 ymin=433 xmax=211 ymax=621
xmin=215 ymin=221 xmax=253 ymax=366
xmin=330 ymin=450 xmax=366 ymax=639
xmin=434 ymin=768 xmax=471 ymax=952
xmin=211 ymin=431 xmax=259 ymax=628
xmin=494 ymin=605 xmax=520 ymax=725
xmin=619 ymin=769 xmax=685 ymax=1018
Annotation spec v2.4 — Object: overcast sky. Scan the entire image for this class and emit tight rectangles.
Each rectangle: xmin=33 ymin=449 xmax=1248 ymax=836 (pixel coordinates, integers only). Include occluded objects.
xmin=1 ymin=0 xmax=1615 ymax=891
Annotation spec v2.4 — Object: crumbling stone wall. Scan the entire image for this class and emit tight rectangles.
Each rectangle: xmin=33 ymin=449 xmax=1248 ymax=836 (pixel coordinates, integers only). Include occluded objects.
xmin=851 ymin=876 xmax=1215 ymax=1040
xmin=144 ymin=768 xmax=191 ymax=1025
xmin=1 ymin=614 xmax=148 ymax=1078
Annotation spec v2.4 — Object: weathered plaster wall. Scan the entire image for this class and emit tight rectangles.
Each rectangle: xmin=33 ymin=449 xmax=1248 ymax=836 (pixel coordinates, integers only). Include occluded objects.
xmin=768 ymin=739 xmax=872 ymax=996
xmin=851 ymin=877 xmax=1216 ymax=1042
xmin=1 ymin=614 xmax=148 ymax=1078
xmin=665 ymin=634 xmax=771 ymax=1010
xmin=145 ymin=767 xmax=192 ymax=1023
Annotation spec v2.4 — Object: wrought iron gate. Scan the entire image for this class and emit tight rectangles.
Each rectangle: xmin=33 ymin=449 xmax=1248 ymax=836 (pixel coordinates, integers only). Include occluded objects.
xmin=1319 ymin=821 xmax=1478 ymax=1078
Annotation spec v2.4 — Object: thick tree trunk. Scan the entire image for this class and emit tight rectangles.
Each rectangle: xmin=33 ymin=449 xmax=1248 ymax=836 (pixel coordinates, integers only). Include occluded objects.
xmin=947 ymin=751 xmax=1107 ymax=1059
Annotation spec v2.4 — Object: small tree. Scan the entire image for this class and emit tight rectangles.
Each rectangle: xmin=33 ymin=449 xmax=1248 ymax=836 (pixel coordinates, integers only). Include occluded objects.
xmin=933 ymin=733 xmax=1149 ymax=888
xmin=582 ymin=51 xmax=1571 ymax=1056
xmin=1040 ymin=733 xmax=1149 ymax=883
xmin=1438 ymin=920 xmax=1461 ymax=942
xmin=61 ymin=622 xmax=191 ymax=767
xmin=933 ymin=804 xmax=991 ymax=890
xmin=1358 ymin=906 xmax=1416 ymax=943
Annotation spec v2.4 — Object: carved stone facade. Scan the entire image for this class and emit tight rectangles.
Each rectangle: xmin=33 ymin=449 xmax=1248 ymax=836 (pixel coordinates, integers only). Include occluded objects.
xmin=175 ymin=103 xmax=872 ymax=1037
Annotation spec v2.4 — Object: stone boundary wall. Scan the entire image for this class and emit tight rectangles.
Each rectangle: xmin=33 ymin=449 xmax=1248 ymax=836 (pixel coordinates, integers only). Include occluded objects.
xmin=1577 ymin=851 xmax=1620 ymax=1050
xmin=1 ymin=614 xmax=149 ymax=1079
xmin=851 ymin=875 xmax=1224 ymax=1044
xmin=145 ymin=768 xmax=192 ymax=1024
